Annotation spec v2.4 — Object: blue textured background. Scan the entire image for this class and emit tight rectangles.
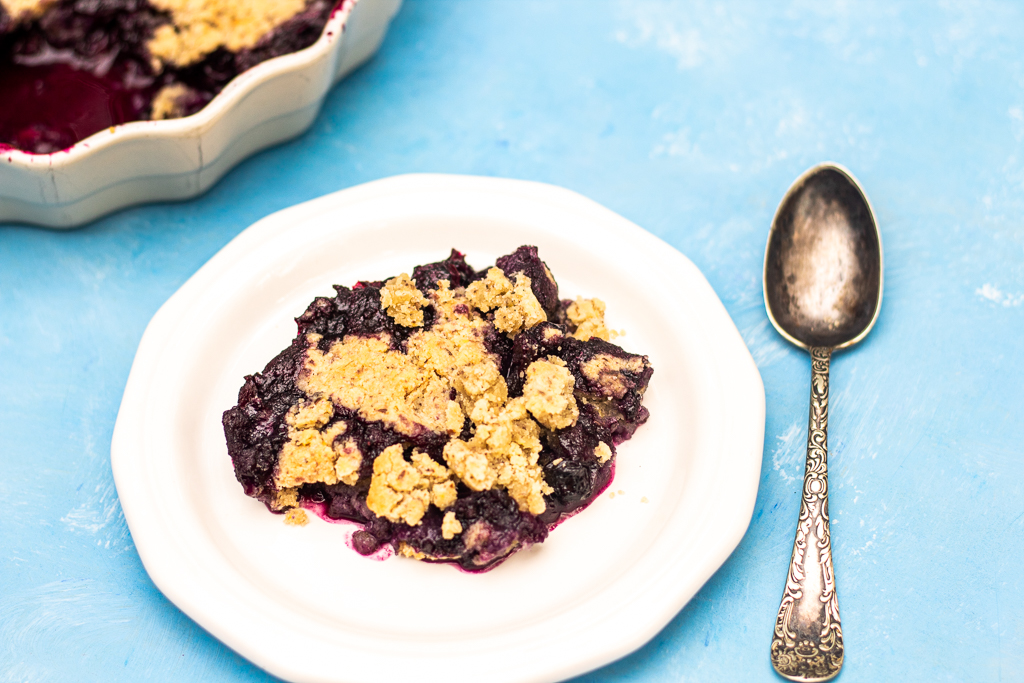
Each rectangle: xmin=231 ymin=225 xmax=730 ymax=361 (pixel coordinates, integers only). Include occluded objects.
xmin=3 ymin=1 xmax=1023 ymax=681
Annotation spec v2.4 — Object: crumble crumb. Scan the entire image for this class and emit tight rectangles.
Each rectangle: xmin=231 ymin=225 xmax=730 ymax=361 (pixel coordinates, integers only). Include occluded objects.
xmin=406 ymin=282 xmax=498 ymax=391
xmin=397 ymin=543 xmax=426 ymax=560
xmin=594 ymin=441 xmax=612 ymax=464
xmin=465 ymin=267 xmax=511 ymax=311
xmin=147 ymin=0 xmax=307 ymax=68
xmin=411 ymin=449 xmax=459 ymax=509
xmin=451 ymin=360 xmax=507 ymax=409
xmin=301 ymin=333 xmax=464 ymax=439
xmin=380 ymin=273 xmax=428 ymax=327
xmin=366 ymin=445 xmax=456 ymax=526
xmin=334 ymin=438 xmax=362 ymax=486
xmin=522 ymin=357 xmax=579 ymax=430
xmin=276 ymin=416 xmax=348 ymax=489
xmin=149 ymin=83 xmax=194 ymax=120
xmin=442 ymin=511 xmax=463 ymax=539
xmin=442 ymin=439 xmax=494 ymax=491
xmin=609 ymin=491 xmax=616 ymax=499
xmin=501 ymin=273 xmax=547 ymax=335
xmin=272 ymin=487 xmax=300 ymax=511
xmin=542 ymin=326 xmax=564 ymax=343
xmin=289 ymin=397 xmax=334 ymax=429
xmin=466 ymin=268 xmax=546 ymax=336
xmin=581 ymin=353 xmax=646 ymax=399
xmin=1 ymin=0 xmax=52 ymax=22
xmin=443 ymin=394 xmax=552 ymax=515
xmin=284 ymin=508 xmax=308 ymax=526
xmin=640 ymin=496 xmax=649 ymax=504
xmin=567 ymin=297 xmax=612 ymax=341
xmin=617 ymin=490 xmax=624 ymax=495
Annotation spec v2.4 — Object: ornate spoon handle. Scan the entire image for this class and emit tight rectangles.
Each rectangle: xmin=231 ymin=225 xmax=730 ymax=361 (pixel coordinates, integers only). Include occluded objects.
xmin=770 ymin=346 xmax=844 ymax=682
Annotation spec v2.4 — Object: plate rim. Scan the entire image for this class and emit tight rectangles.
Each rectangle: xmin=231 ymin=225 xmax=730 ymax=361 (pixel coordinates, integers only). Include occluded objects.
xmin=111 ymin=174 xmax=765 ymax=683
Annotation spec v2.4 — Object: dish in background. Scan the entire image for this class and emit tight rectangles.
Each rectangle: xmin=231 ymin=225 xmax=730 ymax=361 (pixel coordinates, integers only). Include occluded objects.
xmin=0 ymin=0 xmax=401 ymax=228
xmin=111 ymin=175 xmax=765 ymax=683
xmin=0 ymin=0 xmax=348 ymax=154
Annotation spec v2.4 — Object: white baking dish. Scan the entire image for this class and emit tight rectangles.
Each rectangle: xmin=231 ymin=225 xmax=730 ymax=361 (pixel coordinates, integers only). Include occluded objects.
xmin=0 ymin=0 xmax=401 ymax=228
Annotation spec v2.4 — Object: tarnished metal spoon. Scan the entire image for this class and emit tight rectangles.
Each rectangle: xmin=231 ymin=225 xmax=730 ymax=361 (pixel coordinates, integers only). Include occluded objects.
xmin=764 ymin=162 xmax=882 ymax=682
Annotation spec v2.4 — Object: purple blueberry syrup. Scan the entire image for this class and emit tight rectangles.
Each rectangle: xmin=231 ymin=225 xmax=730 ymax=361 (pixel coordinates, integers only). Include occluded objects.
xmin=302 ymin=501 xmax=395 ymax=561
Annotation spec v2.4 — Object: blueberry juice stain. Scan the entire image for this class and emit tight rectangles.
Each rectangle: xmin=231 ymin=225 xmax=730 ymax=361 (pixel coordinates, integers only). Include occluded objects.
xmin=0 ymin=60 xmax=153 ymax=154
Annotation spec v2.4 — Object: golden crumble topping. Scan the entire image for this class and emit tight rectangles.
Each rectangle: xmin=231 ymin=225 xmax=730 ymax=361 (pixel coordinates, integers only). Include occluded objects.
xmin=397 ymin=543 xmax=426 ymax=560
xmin=581 ymin=353 xmax=646 ymax=399
xmin=334 ymin=438 xmax=362 ymax=486
xmin=275 ymin=399 xmax=355 ymax=488
xmin=441 ymin=511 xmax=462 ymax=540
xmin=443 ymin=394 xmax=552 ymax=516
xmin=542 ymin=326 xmax=563 ymax=343
xmin=289 ymin=397 xmax=334 ymax=429
xmin=147 ymin=0 xmax=308 ymax=68
xmin=366 ymin=445 xmax=457 ymax=526
xmin=594 ymin=441 xmax=612 ymax=464
xmin=284 ymin=508 xmax=309 ymax=526
xmin=466 ymin=268 xmax=547 ymax=336
xmin=380 ymin=273 xmax=428 ymax=327
xmin=567 ymin=297 xmax=611 ymax=342
xmin=464 ymin=267 xmax=511 ymax=310
xmin=1 ymin=0 xmax=52 ymax=22
xmin=149 ymin=84 xmax=193 ymax=120
xmin=439 ymin=348 xmax=555 ymax=514
xmin=277 ymin=422 xmax=348 ymax=488
xmin=442 ymin=440 xmax=493 ymax=491
xmin=301 ymin=333 xmax=464 ymax=439
xmin=522 ymin=356 xmax=579 ymax=430
xmin=301 ymin=282 xmax=504 ymax=439
xmin=272 ymin=486 xmax=300 ymax=511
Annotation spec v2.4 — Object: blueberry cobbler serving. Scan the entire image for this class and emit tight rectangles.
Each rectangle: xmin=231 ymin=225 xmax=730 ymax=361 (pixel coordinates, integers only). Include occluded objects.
xmin=0 ymin=0 xmax=346 ymax=153
xmin=223 ymin=247 xmax=653 ymax=572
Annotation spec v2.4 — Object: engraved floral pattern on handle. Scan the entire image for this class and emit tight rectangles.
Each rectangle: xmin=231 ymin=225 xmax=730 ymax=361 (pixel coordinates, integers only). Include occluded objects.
xmin=770 ymin=346 xmax=844 ymax=682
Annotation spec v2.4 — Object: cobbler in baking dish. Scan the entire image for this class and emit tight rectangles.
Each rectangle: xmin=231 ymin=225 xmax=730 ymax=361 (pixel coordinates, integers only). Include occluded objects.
xmin=222 ymin=246 xmax=653 ymax=572
xmin=0 ymin=0 xmax=346 ymax=153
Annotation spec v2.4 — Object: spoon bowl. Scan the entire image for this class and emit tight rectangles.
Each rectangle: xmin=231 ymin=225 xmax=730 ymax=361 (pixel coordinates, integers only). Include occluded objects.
xmin=764 ymin=164 xmax=882 ymax=349
xmin=764 ymin=162 xmax=882 ymax=682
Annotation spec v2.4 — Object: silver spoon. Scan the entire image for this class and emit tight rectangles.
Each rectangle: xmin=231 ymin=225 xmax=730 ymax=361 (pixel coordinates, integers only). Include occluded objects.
xmin=763 ymin=162 xmax=882 ymax=682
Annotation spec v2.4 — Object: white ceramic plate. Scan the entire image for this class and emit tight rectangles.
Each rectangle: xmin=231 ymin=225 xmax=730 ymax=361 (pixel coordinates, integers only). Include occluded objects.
xmin=0 ymin=0 xmax=401 ymax=228
xmin=111 ymin=175 xmax=765 ymax=683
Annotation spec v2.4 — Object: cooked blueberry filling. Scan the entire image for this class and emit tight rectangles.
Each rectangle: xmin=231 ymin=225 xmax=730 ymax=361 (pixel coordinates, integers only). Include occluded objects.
xmin=223 ymin=247 xmax=653 ymax=572
xmin=0 ymin=0 xmax=342 ymax=153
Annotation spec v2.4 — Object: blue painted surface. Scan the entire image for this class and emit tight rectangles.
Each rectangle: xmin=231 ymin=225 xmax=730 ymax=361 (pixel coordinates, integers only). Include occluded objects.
xmin=2 ymin=1 xmax=1023 ymax=681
